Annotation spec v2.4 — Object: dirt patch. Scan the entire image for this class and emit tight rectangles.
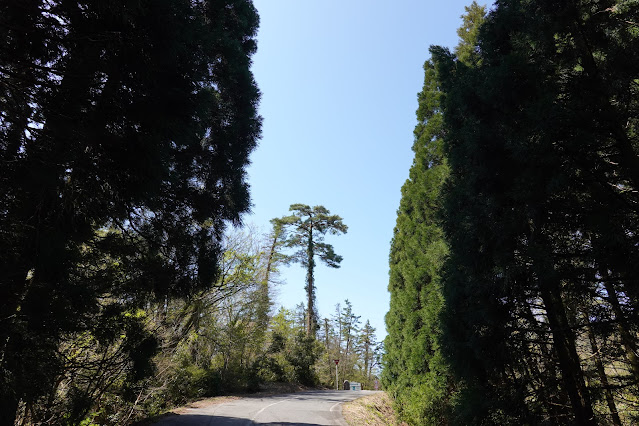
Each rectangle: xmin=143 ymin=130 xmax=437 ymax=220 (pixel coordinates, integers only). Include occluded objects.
xmin=342 ymin=392 xmax=407 ymax=426
xmin=171 ymin=396 xmax=240 ymax=413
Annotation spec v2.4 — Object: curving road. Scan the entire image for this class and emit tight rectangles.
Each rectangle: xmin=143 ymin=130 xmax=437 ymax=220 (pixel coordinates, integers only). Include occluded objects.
xmin=153 ymin=390 xmax=378 ymax=426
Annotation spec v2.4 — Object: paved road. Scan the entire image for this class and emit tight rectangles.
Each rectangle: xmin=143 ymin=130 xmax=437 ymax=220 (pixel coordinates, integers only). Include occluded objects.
xmin=153 ymin=390 xmax=378 ymax=426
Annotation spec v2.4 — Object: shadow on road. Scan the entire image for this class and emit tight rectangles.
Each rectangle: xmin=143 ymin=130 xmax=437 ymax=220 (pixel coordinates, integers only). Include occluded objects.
xmin=254 ymin=423 xmax=329 ymax=425
xmin=154 ymin=414 xmax=246 ymax=425
xmin=151 ymin=390 xmax=375 ymax=425
xmin=155 ymin=413 xmax=330 ymax=425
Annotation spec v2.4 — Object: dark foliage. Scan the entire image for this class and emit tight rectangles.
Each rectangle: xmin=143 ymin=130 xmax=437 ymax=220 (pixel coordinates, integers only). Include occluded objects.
xmin=386 ymin=0 xmax=639 ymax=424
xmin=435 ymin=0 xmax=639 ymax=424
xmin=0 ymin=0 xmax=260 ymax=423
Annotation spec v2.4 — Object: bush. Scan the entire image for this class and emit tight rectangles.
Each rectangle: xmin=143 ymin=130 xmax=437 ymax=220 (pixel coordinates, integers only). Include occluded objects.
xmin=286 ymin=332 xmax=321 ymax=387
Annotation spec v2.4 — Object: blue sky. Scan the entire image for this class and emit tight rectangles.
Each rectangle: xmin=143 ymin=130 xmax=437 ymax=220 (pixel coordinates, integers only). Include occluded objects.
xmin=245 ymin=0 xmax=478 ymax=341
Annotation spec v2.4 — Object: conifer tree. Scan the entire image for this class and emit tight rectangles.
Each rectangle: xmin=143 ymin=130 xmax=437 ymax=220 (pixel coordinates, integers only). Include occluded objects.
xmin=383 ymin=5 xmax=486 ymax=424
xmin=0 ymin=1 xmax=260 ymax=423
xmin=253 ymin=219 xmax=291 ymax=352
xmin=383 ymin=55 xmax=452 ymax=423
xmin=435 ymin=0 xmax=639 ymax=423
xmin=338 ymin=299 xmax=361 ymax=380
xmin=360 ymin=320 xmax=377 ymax=383
xmin=277 ymin=204 xmax=347 ymax=336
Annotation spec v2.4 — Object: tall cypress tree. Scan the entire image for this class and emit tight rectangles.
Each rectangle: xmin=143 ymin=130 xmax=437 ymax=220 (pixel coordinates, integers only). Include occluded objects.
xmin=383 ymin=56 xmax=453 ymax=423
xmin=383 ymin=4 xmax=485 ymax=424
xmin=0 ymin=1 xmax=260 ymax=423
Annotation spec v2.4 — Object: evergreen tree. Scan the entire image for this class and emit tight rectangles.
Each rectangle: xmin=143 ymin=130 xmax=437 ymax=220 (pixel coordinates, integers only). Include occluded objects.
xmin=382 ymin=56 xmax=453 ymax=424
xmin=383 ymin=4 xmax=485 ymax=424
xmin=338 ymin=299 xmax=361 ymax=380
xmin=253 ymin=219 xmax=291 ymax=356
xmin=434 ymin=0 xmax=639 ymax=423
xmin=277 ymin=204 xmax=347 ymax=336
xmin=0 ymin=1 xmax=260 ymax=423
xmin=359 ymin=320 xmax=377 ymax=384
xmin=315 ymin=300 xmax=380 ymax=389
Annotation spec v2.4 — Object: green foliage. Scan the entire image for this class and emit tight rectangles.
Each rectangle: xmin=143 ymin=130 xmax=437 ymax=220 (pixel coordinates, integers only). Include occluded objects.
xmin=165 ymin=362 xmax=222 ymax=405
xmin=454 ymin=2 xmax=485 ymax=65
xmin=382 ymin=5 xmax=487 ymax=424
xmin=276 ymin=204 xmax=348 ymax=336
xmin=286 ymin=331 xmax=322 ymax=387
xmin=315 ymin=301 xmax=382 ymax=390
xmin=382 ymin=58 xmax=453 ymax=424
xmin=1 ymin=0 xmax=260 ymax=423
xmin=250 ymin=307 xmax=324 ymax=387
xmin=430 ymin=0 xmax=639 ymax=424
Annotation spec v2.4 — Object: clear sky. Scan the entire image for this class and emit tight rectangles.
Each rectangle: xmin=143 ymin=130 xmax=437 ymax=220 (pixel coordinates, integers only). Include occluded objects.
xmin=245 ymin=0 xmax=478 ymax=341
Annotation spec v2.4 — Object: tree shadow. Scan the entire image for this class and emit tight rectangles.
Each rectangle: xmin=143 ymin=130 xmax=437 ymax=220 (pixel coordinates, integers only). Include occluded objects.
xmin=153 ymin=414 xmax=247 ymax=425
xmin=154 ymin=413 xmax=330 ymax=425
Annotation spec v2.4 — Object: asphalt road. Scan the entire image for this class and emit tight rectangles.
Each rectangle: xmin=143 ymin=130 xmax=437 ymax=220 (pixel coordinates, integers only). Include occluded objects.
xmin=153 ymin=390 xmax=378 ymax=426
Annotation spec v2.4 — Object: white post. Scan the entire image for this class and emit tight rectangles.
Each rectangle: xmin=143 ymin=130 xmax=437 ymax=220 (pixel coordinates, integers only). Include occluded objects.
xmin=335 ymin=362 xmax=339 ymax=390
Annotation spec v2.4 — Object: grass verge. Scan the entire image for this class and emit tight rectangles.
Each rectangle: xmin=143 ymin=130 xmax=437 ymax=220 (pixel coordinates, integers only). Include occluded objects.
xmin=342 ymin=391 xmax=406 ymax=426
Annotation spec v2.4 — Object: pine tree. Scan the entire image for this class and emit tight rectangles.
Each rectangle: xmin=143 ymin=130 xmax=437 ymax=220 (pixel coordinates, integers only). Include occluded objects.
xmin=360 ymin=320 xmax=377 ymax=384
xmin=277 ymin=204 xmax=347 ymax=336
xmin=253 ymin=219 xmax=291 ymax=354
xmin=338 ymin=299 xmax=361 ymax=380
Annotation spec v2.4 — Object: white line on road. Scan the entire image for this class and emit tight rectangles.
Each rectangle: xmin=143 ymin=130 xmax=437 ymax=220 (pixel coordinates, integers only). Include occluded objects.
xmin=250 ymin=398 xmax=291 ymax=422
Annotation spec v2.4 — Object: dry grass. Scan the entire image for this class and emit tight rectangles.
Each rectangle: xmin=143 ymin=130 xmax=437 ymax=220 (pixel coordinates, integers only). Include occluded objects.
xmin=171 ymin=396 xmax=239 ymax=413
xmin=342 ymin=392 xmax=407 ymax=426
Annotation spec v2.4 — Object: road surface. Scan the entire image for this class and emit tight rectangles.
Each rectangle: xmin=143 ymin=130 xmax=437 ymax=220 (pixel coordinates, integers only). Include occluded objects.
xmin=153 ymin=390 xmax=378 ymax=425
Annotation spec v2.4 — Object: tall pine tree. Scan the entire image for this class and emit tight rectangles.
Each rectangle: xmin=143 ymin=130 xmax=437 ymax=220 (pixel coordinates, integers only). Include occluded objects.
xmin=277 ymin=204 xmax=347 ymax=336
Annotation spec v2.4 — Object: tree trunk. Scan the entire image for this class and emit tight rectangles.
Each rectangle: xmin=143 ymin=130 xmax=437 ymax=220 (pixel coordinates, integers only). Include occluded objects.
xmin=603 ymin=280 xmax=639 ymax=384
xmin=0 ymin=392 xmax=18 ymax=426
xmin=364 ymin=341 xmax=370 ymax=381
xmin=522 ymin=303 xmax=566 ymax=424
xmin=539 ymin=280 xmax=596 ymax=425
xmin=305 ymin=225 xmax=315 ymax=336
xmin=324 ymin=318 xmax=331 ymax=383
xmin=584 ymin=316 xmax=621 ymax=426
